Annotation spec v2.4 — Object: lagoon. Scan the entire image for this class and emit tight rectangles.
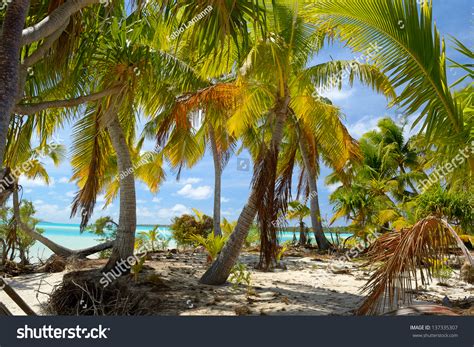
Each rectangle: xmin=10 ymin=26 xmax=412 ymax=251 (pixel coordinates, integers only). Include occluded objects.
xmin=29 ymin=222 xmax=352 ymax=262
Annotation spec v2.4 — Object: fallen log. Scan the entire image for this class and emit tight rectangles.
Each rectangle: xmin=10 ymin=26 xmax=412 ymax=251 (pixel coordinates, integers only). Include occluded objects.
xmin=0 ymin=301 xmax=13 ymax=316
xmin=12 ymin=188 xmax=114 ymax=259
xmin=0 ymin=278 xmax=36 ymax=315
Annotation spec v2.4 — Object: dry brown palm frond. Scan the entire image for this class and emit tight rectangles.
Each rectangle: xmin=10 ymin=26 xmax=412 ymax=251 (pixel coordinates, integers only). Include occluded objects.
xmin=357 ymin=216 xmax=474 ymax=315
xmin=156 ymin=82 xmax=241 ymax=147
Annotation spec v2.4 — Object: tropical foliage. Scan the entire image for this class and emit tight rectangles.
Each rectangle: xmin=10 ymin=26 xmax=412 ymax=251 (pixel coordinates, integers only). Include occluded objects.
xmin=0 ymin=0 xmax=472 ymax=316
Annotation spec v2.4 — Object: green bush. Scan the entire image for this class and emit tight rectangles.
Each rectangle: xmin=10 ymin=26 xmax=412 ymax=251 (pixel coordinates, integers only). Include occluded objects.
xmin=170 ymin=213 xmax=213 ymax=247
xmin=415 ymin=186 xmax=474 ymax=233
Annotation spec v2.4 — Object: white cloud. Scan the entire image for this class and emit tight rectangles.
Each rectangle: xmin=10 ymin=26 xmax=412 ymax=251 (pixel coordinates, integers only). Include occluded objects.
xmin=347 ymin=115 xmax=383 ymax=139
xmin=320 ymin=88 xmax=355 ymax=101
xmin=157 ymin=204 xmax=190 ymax=220
xmin=152 ymin=197 xmax=161 ymax=203
xmin=177 ymin=184 xmax=212 ymax=200
xmin=221 ymin=197 xmax=230 ymax=203
xmin=325 ymin=183 xmax=341 ymax=193
xmin=136 ymin=199 xmax=146 ymax=204
xmin=19 ymin=175 xmax=54 ymax=187
xmin=66 ymin=191 xmax=76 ymax=198
xmin=137 ymin=206 xmax=154 ymax=218
xmin=97 ymin=194 xmax=106 ymax=203
xmin=24 ymin=189 xmax=32 ymax=193
xmin=32 ymin=201 xmax=75 ymax=223
xmin=58 ymin=177 xmax=70 ymax=184
xmin=179 ymin=177 xmax=202 ymax=185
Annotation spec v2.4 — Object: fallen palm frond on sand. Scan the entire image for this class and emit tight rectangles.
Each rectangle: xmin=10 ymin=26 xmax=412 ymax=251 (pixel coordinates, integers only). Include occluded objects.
xmin=357 ymin=216 xmax=474 ymax=315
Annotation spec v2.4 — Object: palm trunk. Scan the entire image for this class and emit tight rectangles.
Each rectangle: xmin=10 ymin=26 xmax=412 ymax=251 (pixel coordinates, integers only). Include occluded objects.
xmin=12 ymin=186 xmax=112 ymax=258
xmin=200 ymin=91 xmax=290 ymax=285
xmin=298 ymin=220 xmax=306 ymax=246
xmin=208 ymin=125 xmax=222 ymax=236
xmin=298 ymin=134 xmax=331 ymax=250
xmin=104 ymin=115 xmax=136 ymax=272
xmin=0 ymin=0 xmax=30 ymax=166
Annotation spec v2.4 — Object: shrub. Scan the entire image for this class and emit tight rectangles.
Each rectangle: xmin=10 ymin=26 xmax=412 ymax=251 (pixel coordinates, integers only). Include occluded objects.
xmin=189 ymin=233 xmax=229 ymax=262
xmin=170 ymin=213 xmax=213 ymax=247
xmin=415 ymin=186 xmax=474 ymax=233
xmin=244 ymin=224 xmax=260 ymax=248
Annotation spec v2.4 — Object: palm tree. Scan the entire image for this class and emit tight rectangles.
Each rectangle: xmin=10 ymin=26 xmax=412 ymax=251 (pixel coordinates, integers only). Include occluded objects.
xmin=66 ymin=13 xmax=171 ymax=271
xmin=287 ymin=200 xmax=311 ymax=245
xmin=0 ymin=0 xmax=110 ymax=167
xmin=200 ymin=1 xmax=394 ymax=282
xmin=328 ymin=118 xmax=426 ymax=236
xmin=304 ymin=0 xmax=474 ymax=173
xmin=139 ymin=227 xmax=159 ymax=252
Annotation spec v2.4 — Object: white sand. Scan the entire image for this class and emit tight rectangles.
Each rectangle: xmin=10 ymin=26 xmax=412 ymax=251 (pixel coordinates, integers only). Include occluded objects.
xmin=1 ymin=253 xmax=472 ymax=315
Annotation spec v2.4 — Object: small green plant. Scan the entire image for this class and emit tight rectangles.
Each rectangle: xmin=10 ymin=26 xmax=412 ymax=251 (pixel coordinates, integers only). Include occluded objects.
xmin=84 ymin=216 xmax=117 ymax=258
xmin=131 ymin=255 xmax=146 ymax=282
xmin=221 ymin=218 xmax=237 ymax=236
xmin=189 ymin=232 xmax=229 ymax=262
xmin=229 ymin=262 xmax=252 ymax=295
xmin=0 ymin=200 xmax=44 ymax=265
xmin=244 ymin=224 xmax=260 ymax=248
xmin=276 ymin=241 xmax=290 ymax=263
xmin=430 ymin=258 xmax=453 ymax=283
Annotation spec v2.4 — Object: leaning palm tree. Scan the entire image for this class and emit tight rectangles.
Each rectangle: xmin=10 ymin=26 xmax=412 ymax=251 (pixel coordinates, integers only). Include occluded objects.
xmin=200 ymin=1 xmax=395 ymax=282
xmin=67 ymin=12 xmax=174 ymax=271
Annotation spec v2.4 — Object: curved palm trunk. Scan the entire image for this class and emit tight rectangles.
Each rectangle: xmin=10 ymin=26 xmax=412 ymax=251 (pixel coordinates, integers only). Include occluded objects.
xmin=104 ymin=116 xmax=136 ymax=272
xmin=298 ymin=135 xmax=331 ymax=250
xmin=200 ymin=92 xmax=290 ymax=285
xmin=12 ymin=186 xmax=113 ymax=258
xmin=0 ymin=0 xmax=30 ymax=165
xmin=208 ymin=125 xmax=222 ymax=236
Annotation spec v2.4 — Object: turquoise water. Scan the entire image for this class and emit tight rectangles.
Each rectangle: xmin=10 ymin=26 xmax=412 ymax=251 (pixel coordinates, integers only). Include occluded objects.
xmin=29 ymin=222 xmax=351 ymax=261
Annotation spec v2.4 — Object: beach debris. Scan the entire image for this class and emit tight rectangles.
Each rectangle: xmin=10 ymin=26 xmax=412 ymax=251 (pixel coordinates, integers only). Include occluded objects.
xmin=460 ymin=261 xmax=474 ymax=284
xmin=441 ymin=295 xmax=453 ymax=307
xmin=42 ymin=255 xmax=67 ymax=273
xmin=234 ymin=305 xmax=252 ymax=316
xmin=0 ymin=301 xmax=13 ymax=316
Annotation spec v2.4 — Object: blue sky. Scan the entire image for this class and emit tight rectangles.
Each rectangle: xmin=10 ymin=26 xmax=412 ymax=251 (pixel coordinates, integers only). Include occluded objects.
xmin=19 ymin=0 xmax=473 ymax=226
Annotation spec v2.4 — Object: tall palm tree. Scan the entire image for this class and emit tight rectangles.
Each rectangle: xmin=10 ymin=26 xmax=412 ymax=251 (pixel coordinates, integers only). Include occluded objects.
xmin=67 ymin=12 xmax=172 ymax=271
xmin=287 ymin=200 xmax=311 ymax=245
xmin=328 ymin=118 xmax=424 ymax=235
xmin=200 ymin=1 xmax=394 ymax=282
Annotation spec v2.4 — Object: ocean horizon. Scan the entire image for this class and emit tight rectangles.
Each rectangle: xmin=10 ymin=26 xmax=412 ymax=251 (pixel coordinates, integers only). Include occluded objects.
xmin=28 ymin=222 xmax=352 ymax=262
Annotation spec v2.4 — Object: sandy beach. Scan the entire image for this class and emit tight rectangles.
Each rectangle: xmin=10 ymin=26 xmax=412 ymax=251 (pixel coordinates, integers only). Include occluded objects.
xmin=2 ymin=250 xmax=472 ymax=316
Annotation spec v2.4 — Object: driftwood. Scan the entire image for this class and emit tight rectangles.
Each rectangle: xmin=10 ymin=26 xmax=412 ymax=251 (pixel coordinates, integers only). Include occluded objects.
xmin=0 ymin=278 xmax=36 ymax=315
xmin=0 ymin=301 xmax=13 ymax=316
